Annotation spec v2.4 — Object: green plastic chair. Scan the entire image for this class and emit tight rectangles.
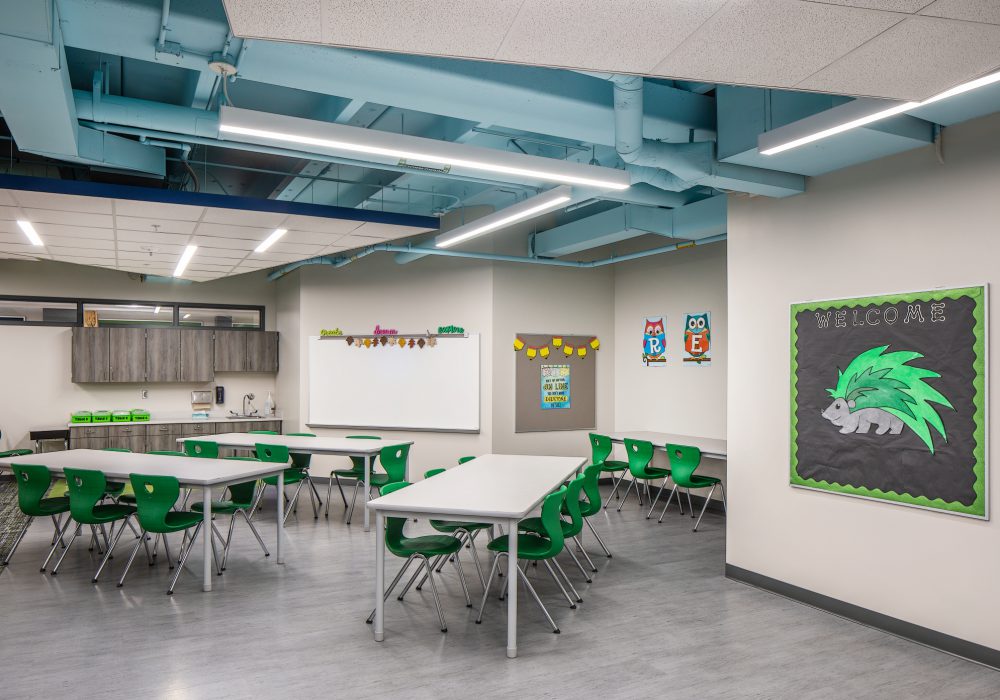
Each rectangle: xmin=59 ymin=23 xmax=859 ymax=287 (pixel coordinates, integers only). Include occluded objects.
xmin=617 ymin=439 xmax=670 ymax=514
xmin=329 ymin=435 xmax=381 ymax=521
xmin=0 ymin=449 xmax=33 ymax=459
xmin=457 ymin=456 xmax=476 ymax=464
xmin=3 ymin=463 xmax=71 ymax=573
xmin=577 ymin=464 xmax=612 ymax=558
xmin=184 ymin=440 xmax=219 ymax=459
xmin=251 ymin=443 xmax=316 ymax=523
xmin=588 ymin=433 xmax=630 ymax=508
xmin=344 ymin=442 xmax=409 ymax=525
xmin=118 ymin=474 xmax=218 ymax=593
xmin=52 ymin=468 xmax=138 ymax=582
xmin=660 ymin=444 xmax=727 ymax=531
xmin=101 ymin=447 xmax=131 ymax=498
xmin=191 ymin=456 xmax=269 ymax=571
xmin=476 ymin=486 xmax=574 ymax=633
xmin=519 ymin=473 xmax=594 ymax=585
xmin=365 ymin=481 xmax=471 ymax=632
xmin=285 ymin=433 xmax=324 ymax=516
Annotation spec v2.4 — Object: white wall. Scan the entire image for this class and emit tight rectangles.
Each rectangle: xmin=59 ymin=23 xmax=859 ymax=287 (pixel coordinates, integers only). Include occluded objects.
xmin=0 ymin=261 xmax=278 ymax=451
xmin=613 ymin=242 xmax=728 ymax=489
xmin=727 ymin=112 xmax=1000 ymax=651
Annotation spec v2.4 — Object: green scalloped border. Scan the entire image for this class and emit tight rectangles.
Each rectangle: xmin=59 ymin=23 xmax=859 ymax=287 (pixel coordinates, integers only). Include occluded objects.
xmin=790 ymin=286 xmax=986 ymax=517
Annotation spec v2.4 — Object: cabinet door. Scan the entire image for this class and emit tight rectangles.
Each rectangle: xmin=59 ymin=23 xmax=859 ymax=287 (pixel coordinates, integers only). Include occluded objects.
xmin=71 ymin=327 xmax=110 ymax=382
xmin=180 ymin=330 xmax=214 ymax=382
xmin=70 ymin=425 xmax=110 ymax=450
xmin=109 ymin=328 xmax=146 ymax=383
xmin=246 ymin=331 xmax=279 ymax=372
xmin=108 ymin=435 xmax=146 ymax=453
xmin=214 ymin=330 xmax=247 ymax=372
xmin=147 ymin=423 xmax=182 ymax=453
xmin=146 ymin=329 xmax=180 ymax=382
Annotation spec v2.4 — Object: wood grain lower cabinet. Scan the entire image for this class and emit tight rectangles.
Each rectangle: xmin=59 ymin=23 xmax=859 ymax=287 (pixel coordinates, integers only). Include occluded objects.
xmin=146 ymin=423 xmax=182 ymax=452
xmin=69 ymin=425 xmax=109 ymax=450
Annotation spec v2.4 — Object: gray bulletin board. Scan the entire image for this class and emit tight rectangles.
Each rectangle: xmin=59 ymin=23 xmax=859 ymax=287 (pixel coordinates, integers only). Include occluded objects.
xmin=515 ymin=333 xmax=597 ymax=433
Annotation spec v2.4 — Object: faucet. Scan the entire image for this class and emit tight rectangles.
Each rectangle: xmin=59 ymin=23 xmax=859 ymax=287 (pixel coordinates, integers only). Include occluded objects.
xmin=243 ymin=393 xmax=257 ymax=417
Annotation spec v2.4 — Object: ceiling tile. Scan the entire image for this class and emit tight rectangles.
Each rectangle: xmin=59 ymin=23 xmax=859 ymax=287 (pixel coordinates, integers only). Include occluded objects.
xmin=116 ymin=229 xmax=192 ymax=245
xmin=190 ymin=234 xmax=260 ymax=250
xmin=497 ymin=0 xmax=727 ymax=74
xmin=0 ymin=242 xmax=51 ymax=255
xmin=200 ymin=208 xmax=290 ymax=228
xmin=810 ymin=0 xmax=932 ymax=10
xmin=194 ymin=222 xmax=272 ymax=240
xmin=255 ymin=242 xmax=324 ymax=256
xmin=796 ymin=16 xmax=1000 ymax=99
xmin=353 ymin=221 xmax=432 ymax=239
xmin=45 ymin=247 xmax=116 ymax=260
xmin=228 ymin=0 xmax=323 ymax=42
xmin=281 ymin=229 xmax=347 ymax=246
xmin=0 ymin=189 xmax=17 ymax=206
xmin=653 ymin=0 xmax=903 ymax=89
xmin=20 ymin=209 xmax=114 ymax=228
xmin=32 ymin=223 xmax=115 ymax=240
xmin=234 ymin=260 xmax=279 ymax=270
xmin=333 ymin=234 xmax=383 ymax=249
xmin=12 ymin=191 xmax=114 ymax=213
xmin=187 ymin=263 xmax=237 ymax=272
xmin=246 ymin=250 xmax=309 ymax=263
xmin=115 ymin=216 xmax=198 ymax=235
xmin=0 ymin=205 xmax=22 ymax=220
xmin=117 ymin=240 xmax=186 ymax=254
xmin=185 ymin=247 xmax=251 ymax=263
xmin=117 ymin=251 xmax=178 ymax=262
xmin=920 ymin=0 xmax=1000 ymax=24
xmin=43 ymin=236 xmax=115 ymax=250
xmin=280 ymin=215 xmax=363 ymax=234
xmin=319 ymin=1 xmax=523 ymax=58
xmin=113 ymin=200 xmax=205 ymax=220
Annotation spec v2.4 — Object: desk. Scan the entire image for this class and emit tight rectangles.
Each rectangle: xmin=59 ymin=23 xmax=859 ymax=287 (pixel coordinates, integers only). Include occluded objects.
xmin=0 ymin=449 xmax=286 ymax=592
xmin=607 ymin=431 xmax=727 ymax=460
xmin=177 ymin=434 xmax=413 ymax=531
xmin=366 ymin=453 xmax=586 ymax=658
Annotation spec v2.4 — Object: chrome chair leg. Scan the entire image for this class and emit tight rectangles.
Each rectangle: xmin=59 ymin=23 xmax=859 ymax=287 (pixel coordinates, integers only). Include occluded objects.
xmin=719 ymin=482 xmax=728 ymax=512
xmin=467 ymin=531 xmax=487 ymax=589
xmin=543 ymin=559 xmax=577 ymax=608
xmin=367 ymin=555 xmax=419 ymax=623
xmin=616 ymin=478 xmax=639 ymax=512
xmin=693 ymin=484 xmax=718 ymax=532
xmin=2 ymin=516 xmax=33 ymax=567
xmin=475 ymin=552 xmax=503 ymax=623
xmin=41 ymin=515 xmax=75 ymax=572
xmin=51 ymin=524 xmax=83 ymax=574
xmin=687 ymin=489 xmax=694 ymax=518
xmin=451 ymin=552 xmax=472 ymax=607
xmin=604 ymin=471 xmax=628 ymax=508
xmin=572 ymin=535 xmax=598 ymax=572
xmin=116 ymin=529 xmax=147 ymax=587
xmin=551 ymin=558 xmax=583 ymax=603
xmin=584 ymin=518 xmax=613 ymax=557
xmin=423 ymin=557 xmax=448 ymax=632
xmin=241 ymin=509 xmax=270 ymax=557
xmin=93 ymin=515 xmax=132 ymax=582
xmin=657 ymin=485 xmax=680 ymax=523
xmin=307 ymin=477 xmax=323 ymax=518
xmin=646 ymin=477 xmax=671 ymax=519
xmin=564 ymin=545 xmax=592 ymax=583
xmin=517 ymin=565 xmax=560 ymax=633
xmin=345 ymin=479 xmax=362 ymax=524
xmin=219 ymin=517 xmax=238 ymax=571
xmin=162 ymin=533 xmax=174 ymax=569
xmin=168 ymin=521 xmax=202 ymax=594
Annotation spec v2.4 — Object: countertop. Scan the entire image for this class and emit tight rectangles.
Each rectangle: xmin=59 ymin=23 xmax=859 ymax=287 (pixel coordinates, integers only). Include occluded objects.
xmin=67 ymin=415 xmax=283 ymax=428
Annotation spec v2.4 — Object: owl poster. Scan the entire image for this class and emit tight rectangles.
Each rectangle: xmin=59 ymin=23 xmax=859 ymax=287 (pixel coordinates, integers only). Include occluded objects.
xmin=682 ymin=312 xmax=711 ymax=365
xmin=642 ymin=316 xmax=666 ymax=366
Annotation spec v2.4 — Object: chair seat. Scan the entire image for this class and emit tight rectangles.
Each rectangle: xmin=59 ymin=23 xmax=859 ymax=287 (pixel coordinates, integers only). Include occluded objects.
xmin=262 ymin=469 xmax=307 ymax=486
xmin=192 ymin=500 xmax=251 ymax=514
xmin=81 ymin=503 xmax=135 ymax=524
xmin=599 ymin=459 xmax=628 ymax=472
xmin=389 ymin=534 xmax=463 ymax=558
xmin=155 ymin=510 xmax=204 ymax=532
xmin=30 ymin=496 xmax=70 ymax=516
xmin=429 ymin=520 xmax=490 ymax=533
xmin=368 ymin=473 xmax=398 ymax=487
xmin=518 ymin=516 xmax=573 ymax=537
xmin=331 ymin=467 xmax=365 ymax=478
xmin=638 ymin=467 xmax=671 ymax=480
xmin=678 ymin=474 xmax=720 ymax=488
xmin=486 ymin=533 xmax=557 ymax=559
xmin=105 ymin=481 xmax=126 ymax=496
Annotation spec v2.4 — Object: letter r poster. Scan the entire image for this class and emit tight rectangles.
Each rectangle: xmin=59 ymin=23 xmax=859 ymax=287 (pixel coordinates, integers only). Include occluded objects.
xmin=790 ymin=286 xmax=987 ymax=518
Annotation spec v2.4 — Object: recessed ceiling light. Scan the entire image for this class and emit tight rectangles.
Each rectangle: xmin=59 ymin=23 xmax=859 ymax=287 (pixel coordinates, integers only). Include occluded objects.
xmin=255 ymin=228 xmax=288 ymax=253
xmin=437 ymin=187 xmax=572 ymax=249
xmin=16 ymin=220 xmax=44 ymax=246
xmin=173 ymin=245 xmax=197 ymax=277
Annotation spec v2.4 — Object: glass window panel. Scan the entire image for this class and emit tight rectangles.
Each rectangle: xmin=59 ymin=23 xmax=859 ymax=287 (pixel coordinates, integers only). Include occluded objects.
xmin=83 ymin=302 xmax=171 ymax=327
xmin=178 ymin=306 xmax=260 ymax=329
xmin=0 ymin=299 xmax=77 ymax=324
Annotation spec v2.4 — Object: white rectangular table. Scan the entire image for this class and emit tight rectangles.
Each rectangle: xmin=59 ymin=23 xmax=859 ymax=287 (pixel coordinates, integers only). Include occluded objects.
xmin=177 ymin=433 xmax=414 ymax=532
xmin=607 ymin=431 xmax=727 ymax=460
xmin=366 ymin=453 xmax=586 ymax=658
xmin=0 ymin=449 xmax=287 ymax=592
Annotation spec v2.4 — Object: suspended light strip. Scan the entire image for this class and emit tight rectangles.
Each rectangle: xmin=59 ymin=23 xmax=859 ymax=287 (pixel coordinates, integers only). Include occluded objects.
xmin=255 ymin=228 xmax=288 ymax=253
xmin=173 ymin=245 xmax=198 ymax=277
xmin=437 ymin=189 xmax=572 ymax=249
xmin=16 ymin=220 xmax=44 ymax=246
xmin=219 ymin=107 xmax=631 ymax=191
xmin=761 ymin=68 xmax=1000 ymax=155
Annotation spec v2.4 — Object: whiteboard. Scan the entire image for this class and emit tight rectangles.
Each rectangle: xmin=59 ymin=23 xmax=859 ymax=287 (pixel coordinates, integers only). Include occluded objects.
xmin=307 ymin=335 xmax=480 ymax=432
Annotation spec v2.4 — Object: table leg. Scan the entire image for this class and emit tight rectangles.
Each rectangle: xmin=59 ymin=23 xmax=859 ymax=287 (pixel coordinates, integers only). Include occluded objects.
xmin=276 ymin=471 xmax=284 ymax=565
xmin=363 ymin=456 xmax=372 ymax=532
xmin=374 ymin=511 xmax=385 ymax=642
xmin=506 ymin=518 xmax=518 ymax=659
xmin=202 ymin=487 xmax=212 ymax=592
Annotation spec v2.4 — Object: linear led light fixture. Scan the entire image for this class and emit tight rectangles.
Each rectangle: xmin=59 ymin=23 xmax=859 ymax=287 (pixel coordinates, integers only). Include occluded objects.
xmin=219 ymin=106 xmax=630 ymax=191
xmin=16 ymin=220 xmax=44 ymax=246
xmin=173 ymin=245 xmax=198 ymax=277
xmin=760 ymin=68 xmax=1000 ymax=155
xmin=436 ymin=187 xmax=572 ymax=249
xmin=255 ymin=228 xmax=287 ymax=253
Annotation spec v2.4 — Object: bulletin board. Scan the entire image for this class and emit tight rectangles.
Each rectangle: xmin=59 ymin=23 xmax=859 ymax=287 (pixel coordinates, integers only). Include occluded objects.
xmin=515 ymin=333 xmax=596 ymax=433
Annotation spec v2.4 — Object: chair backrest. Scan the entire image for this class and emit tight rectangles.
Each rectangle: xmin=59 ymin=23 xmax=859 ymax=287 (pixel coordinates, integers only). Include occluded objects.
xmin=379 ymin=443 xmax=410 ymax=484
xmin=457 ymin=456 xmax=476 ymax=464
xmin=534 ymin=486 xmax=567 ymax=558
xmin=103 ymin=447 xmax=131 ymax=452
xmin=623 ymin=438 xmax=655 ymax=478
xmin=148 ymin=450 xmax=185 ymax=456
xmin=577 ymin=465 xmax=603 ymax=518
xmin=379 ymin=481 xmax=411 ymax=556
xmin=255 ymin=443 xmax=290 ymax=464
xmin=129 ymin=474 xmax=181 ymax=532
xmin=184 ymin=440 xmax=219 ymax=459
xmin=12 ymin=463 xmax=55 ymax=516
xmin=424 ymin=468 xmax=445 ymax=478
xmin=63 ymin=468 xmax=109 ymax=524
xmin=347 ymin=435 xmax=381 ymax=471
xmin=248 ymin=430 xmax=278 ymax=435
xmin=588 ymin=433 xmax=613 ymax=467
xmin=285 ymin=432 xmax=316 ymax=469
xmin=561 ymin=474 xmax=586 ymax=537
xmin=223 ymin=457 xmax=261 ymax=505
xmin=665 ymin=443 xmax=703 ymax=487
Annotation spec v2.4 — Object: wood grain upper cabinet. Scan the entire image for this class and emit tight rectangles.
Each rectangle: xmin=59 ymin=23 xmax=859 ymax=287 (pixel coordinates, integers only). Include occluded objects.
xmin=109 ymin=328 xmax=147 ymax=383
xmin=214 ymin=330 xmax=247 ymax=372
xmin=246 ymin=331 xmax=278 ymax=373
xmin=146 ymin=328 xmax=180 ymax=382
xmin=71 ymin=327 xmax=110 ymax=382
xmin=180 ymin=330 xmax=214 ymax=382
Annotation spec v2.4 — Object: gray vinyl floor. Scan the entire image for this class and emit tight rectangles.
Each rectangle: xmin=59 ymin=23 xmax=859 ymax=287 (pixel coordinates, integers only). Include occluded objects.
xmin=0 ymin=483 xmax=996 ymax=700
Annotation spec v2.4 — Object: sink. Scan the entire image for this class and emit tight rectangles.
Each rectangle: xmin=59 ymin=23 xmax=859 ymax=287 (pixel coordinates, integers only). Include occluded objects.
xmin=226 ymin=414 xmax=261 ymax=419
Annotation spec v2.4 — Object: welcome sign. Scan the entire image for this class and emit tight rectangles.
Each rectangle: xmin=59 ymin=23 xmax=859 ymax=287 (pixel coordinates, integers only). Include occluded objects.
xmin=790 ymin=286 xmax=987 ymax=518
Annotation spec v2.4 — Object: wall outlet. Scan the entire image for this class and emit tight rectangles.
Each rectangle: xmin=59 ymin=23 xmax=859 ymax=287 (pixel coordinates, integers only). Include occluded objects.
xmin=140 ymin=388 xmax=149 ymax=400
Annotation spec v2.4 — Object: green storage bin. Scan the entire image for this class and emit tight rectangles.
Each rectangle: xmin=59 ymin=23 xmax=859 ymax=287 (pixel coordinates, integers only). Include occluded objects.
xmin=112 ymin=411 xmax=132 ymax=423
xmin=130 ymin=409 xmax=150 ymax=422
xmin=71 ymin=411 xmax=92 ymax=424
xmin=92 ymin=411 xmax=111 ymax=423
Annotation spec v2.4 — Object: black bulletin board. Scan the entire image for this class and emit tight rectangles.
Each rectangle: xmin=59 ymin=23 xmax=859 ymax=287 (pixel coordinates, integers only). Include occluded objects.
xmin=515 ymin=333 xmax=597 ymax=433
